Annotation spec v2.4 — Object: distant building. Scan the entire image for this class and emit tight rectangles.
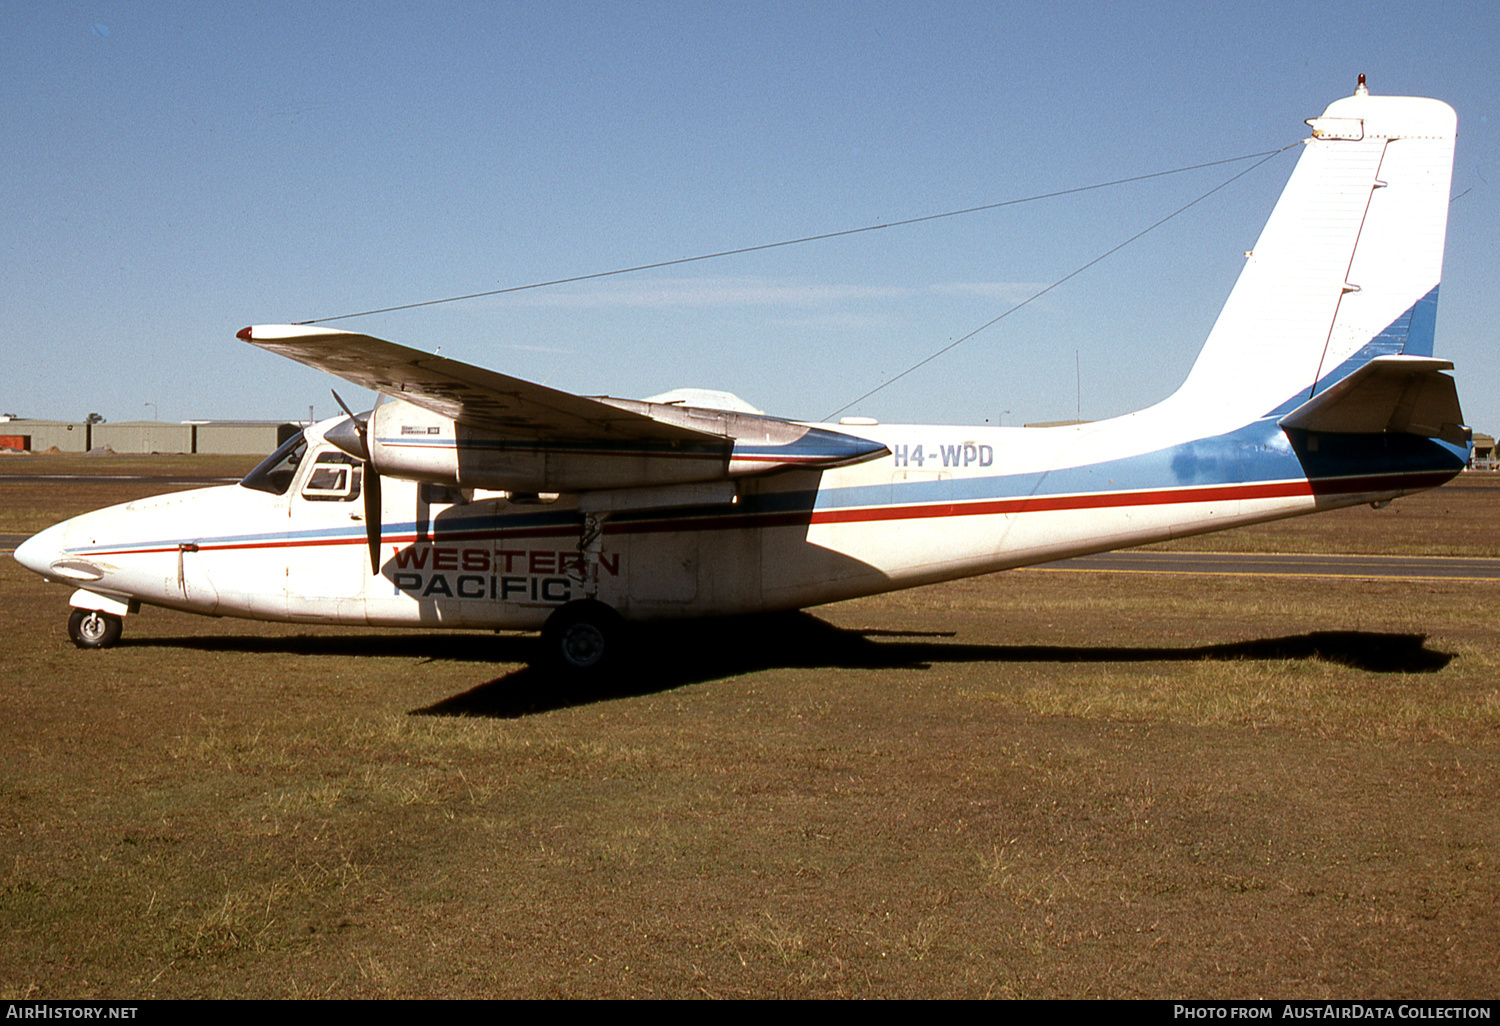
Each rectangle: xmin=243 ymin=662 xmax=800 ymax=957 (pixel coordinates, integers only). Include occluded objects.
xmin=1470 ymin=432 xmax=1495 ymax=471
xmin=0 ymin=418 xmax=92 ymax=452
xmin=185 ymin=421 xmax=303 ymax=455
xmin=0 ymin=416 xmax=298 ymax=455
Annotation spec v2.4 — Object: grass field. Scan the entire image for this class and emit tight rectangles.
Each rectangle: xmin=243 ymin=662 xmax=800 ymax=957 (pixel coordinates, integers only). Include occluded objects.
xmin=2 ymin=461 xmax=1497 ymax=998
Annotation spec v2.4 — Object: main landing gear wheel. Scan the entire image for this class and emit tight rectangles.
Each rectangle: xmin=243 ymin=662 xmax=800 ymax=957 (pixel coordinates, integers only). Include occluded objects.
xmin=541 ymin=600 xmax=626 ymax=675
xmin=68 ymin=608 xmax=122 ymax=649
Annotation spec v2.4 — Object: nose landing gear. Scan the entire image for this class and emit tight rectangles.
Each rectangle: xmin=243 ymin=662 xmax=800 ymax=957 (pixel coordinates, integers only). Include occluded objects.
xmin=68 ymin=608 xmax=122 ymax=649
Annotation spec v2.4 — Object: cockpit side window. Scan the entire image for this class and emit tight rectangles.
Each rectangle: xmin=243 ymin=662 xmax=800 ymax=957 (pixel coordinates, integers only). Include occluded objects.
xmin=239 ymin=431 xmax=307 ymax=496
xmin=300 ymin=451 xmax=363 ymax=502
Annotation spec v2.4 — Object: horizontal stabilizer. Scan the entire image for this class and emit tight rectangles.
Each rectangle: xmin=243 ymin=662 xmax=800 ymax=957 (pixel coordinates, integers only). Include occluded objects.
xmin=1278 ymin=355 xmax=1467 ymax=446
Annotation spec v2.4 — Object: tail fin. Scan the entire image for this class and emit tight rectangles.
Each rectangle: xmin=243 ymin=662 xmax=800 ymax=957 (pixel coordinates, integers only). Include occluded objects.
xmin=1171 ymin=85 xmax=1457 ymax=434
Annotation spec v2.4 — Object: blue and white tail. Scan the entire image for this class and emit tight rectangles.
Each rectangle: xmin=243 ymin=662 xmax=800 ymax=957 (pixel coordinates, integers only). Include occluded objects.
xmin=1167 ymin=83 xmax=1462 ymax=444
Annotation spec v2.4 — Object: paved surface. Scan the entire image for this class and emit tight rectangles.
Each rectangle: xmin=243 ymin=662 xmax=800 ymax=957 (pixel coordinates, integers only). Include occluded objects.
xmin=1027 ymin=550 xmax=1500 ymax=582
xmin=0 ymin=474 xmax=239 ymax=484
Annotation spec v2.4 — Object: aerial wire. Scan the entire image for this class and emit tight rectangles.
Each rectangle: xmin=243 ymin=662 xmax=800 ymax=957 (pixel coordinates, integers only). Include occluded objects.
xmin=295 ymin=148 xmax=1289 ymax=325
xmin=823 ymin=140 xmax=1301 ymax=420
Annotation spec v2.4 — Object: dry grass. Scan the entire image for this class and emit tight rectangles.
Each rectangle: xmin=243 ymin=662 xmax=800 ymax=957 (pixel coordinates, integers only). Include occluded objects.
xmin=0 ymin=466 xmax=1497 ymax=998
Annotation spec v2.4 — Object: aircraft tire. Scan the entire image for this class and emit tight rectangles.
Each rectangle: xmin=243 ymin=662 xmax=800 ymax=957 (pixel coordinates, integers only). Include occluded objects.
xmin=68 ymin=608 xmax=122 ymax=649
xmin=541 ymin=599 xmax=625 ymax=675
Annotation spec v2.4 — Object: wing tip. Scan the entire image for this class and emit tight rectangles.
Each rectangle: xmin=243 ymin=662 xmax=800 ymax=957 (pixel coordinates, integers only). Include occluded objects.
xmin=237 ymin=323 xmax=362 ymax=345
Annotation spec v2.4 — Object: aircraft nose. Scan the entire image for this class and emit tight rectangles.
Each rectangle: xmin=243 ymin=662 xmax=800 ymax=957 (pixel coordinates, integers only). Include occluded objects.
xmin=13 ymin=521 xmax=67 ymax=577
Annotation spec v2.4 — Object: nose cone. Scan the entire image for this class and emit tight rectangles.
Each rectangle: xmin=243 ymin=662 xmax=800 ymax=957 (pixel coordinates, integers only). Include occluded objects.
xmin=14 ymin=521 xmax=67 ymax=577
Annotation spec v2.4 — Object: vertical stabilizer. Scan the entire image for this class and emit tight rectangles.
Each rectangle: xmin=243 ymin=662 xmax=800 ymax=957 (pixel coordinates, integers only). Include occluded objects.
xmin=1170 ymin=87 xmax=1456 ymax=430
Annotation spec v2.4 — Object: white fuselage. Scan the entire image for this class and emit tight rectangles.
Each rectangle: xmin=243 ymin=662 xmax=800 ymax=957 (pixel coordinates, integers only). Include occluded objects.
xmin=16 ymin=405 xmax=1449 ymax=632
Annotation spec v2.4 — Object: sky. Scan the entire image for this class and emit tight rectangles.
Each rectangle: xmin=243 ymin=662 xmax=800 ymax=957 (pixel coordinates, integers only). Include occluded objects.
xmin=4 ymin=2 xmax=1497 ymax=437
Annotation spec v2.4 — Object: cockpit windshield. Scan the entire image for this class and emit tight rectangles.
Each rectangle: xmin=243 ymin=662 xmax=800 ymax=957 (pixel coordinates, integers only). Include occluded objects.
xmin=239 ymin=431 xmax=308 ymax=495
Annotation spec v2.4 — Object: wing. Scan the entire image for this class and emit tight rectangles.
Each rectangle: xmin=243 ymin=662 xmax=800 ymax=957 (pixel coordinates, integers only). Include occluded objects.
xmin=239 ymin=324 xmax=889 ymax=493
xmin=238 ymin=324 xmax=719 ymax=445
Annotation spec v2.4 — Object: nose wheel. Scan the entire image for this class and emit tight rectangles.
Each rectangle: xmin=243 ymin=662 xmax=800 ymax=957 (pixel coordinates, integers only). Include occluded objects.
xmin=68 ymin=608 xmax=123 ymax=649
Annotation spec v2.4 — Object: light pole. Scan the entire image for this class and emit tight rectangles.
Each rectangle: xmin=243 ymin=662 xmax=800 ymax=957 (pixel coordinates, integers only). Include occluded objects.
xmin=144 ymin=402 xmax=158 ymax=422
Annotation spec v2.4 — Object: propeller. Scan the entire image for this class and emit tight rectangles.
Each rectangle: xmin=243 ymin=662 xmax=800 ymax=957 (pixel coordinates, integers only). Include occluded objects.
xmin=327 ymin=391 xmax=383 ymax=573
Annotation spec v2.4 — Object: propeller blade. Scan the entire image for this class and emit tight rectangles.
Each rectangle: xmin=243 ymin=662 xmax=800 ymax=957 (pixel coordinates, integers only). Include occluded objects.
xmin=330 ymin=388 xmax=360 ymax=423
xmin=363 ymin=460 xmax=382 ymax=573
xmin=331 ymin=389 xmax=382 ymax=570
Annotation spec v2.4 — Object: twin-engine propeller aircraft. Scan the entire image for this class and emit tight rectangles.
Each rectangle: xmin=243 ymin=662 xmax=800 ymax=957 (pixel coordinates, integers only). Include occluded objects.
xmin=16 ymin=84 xmax=1471 ymax=673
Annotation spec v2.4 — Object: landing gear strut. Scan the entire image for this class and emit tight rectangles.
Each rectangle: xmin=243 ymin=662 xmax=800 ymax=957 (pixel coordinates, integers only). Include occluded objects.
xmin=537 ymin=509 xmax=631 ymax=675
xmin=68 ymin=608 xmax=122 ymax=649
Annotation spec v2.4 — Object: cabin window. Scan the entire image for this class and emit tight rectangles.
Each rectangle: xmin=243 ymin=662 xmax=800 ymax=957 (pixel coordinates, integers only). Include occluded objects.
xmin=240 ymin=432 xmax=307 ymax=496
xmin=300 ymin=451 xmax=363 ymax=502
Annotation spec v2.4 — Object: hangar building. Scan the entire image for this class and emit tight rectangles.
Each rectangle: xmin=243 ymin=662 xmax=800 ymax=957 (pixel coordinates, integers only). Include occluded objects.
xmin=0 ymin=418 xmax=299 ymax=455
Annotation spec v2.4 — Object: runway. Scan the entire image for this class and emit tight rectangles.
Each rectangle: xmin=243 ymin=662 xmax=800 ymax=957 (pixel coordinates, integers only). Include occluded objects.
xmin=0 ymin=474 xmax=239 ymax=485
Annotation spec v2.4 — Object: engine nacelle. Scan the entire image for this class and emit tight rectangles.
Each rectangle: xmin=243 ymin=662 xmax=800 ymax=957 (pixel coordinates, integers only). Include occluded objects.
xmin=330 ymin=398 xmax=887 ymax=493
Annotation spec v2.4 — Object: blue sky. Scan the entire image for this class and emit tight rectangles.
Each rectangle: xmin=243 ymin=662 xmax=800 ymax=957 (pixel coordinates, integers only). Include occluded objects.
xmin=4 ymin=2 xmax=1496 ymax=436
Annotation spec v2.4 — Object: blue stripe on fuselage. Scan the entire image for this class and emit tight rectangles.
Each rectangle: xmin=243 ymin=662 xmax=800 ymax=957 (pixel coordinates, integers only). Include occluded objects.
xmin=803 ymin=418 xmax=1464 ymax=515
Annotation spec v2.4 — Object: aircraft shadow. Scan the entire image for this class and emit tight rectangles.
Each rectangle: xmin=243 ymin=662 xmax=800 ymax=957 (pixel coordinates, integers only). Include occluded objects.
xmin=125 ymin=615 xmax=1451 ymax=718
xmin=415 ymin=613 xmax=1454 ymax=719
